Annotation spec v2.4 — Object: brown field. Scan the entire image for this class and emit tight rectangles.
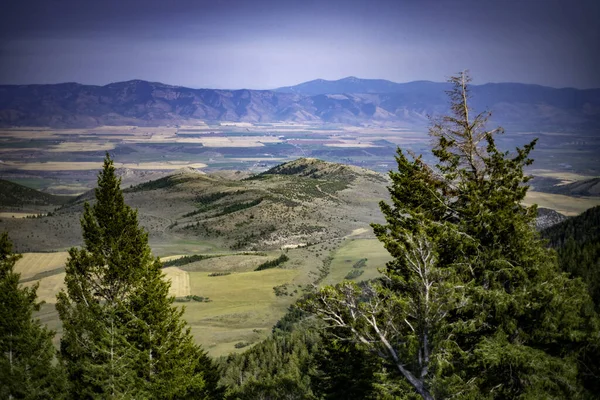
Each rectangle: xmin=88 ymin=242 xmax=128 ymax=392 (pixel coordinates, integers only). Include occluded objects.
xmin=325 ymin=143 xmax=379 ymax=148
xmin=0 ymin=212 xmax=41 ymax=218
xmin=524 ymin=191 xmax=600 ymax=216
xmin=15 ymin=252 xmax=69 ymax=281
xmin=48 ymin=142 xmax=117 ymax=152
xmin=529 ymin=169 xmax=597 ymax=182
xmin=163 ymin=267 xmax=191 ymax=298
xmin=19 ymin=265 xmax=190 ymax=303
xmin=2 ymin=161 xmax=207 ymax=171
xmin=23 ymin=272 xmax=66 ymax=304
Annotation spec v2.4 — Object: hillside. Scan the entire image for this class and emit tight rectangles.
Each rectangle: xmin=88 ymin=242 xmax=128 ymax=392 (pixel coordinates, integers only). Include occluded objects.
xmin=0 ymin=179 xmax=73 ymax=209
xmin=547 ymin=177 xmax=600 ymax=197
xmin=1 ymin=78 xmax=599 ymax=129
xmin=542 ymin=206 xmax=600 ymax=309
xmin=2 ymin=158 xmax=390 ymax=253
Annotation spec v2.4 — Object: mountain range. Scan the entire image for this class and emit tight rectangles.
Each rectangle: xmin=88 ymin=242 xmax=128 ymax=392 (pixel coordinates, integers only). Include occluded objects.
xmin=1 ymin=77 xmax=599 ymax=129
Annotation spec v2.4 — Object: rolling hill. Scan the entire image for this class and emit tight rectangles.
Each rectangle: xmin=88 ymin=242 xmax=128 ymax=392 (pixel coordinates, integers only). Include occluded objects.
xmin=1 ymin=77 xmax=598 ymax=129
xmin=0 ymin=179 xmax=73 ymax=209
xmin=548 ymin=177 xmax=600 ymax=197
xmin=1 ymin=158 xmax=390 ymax=253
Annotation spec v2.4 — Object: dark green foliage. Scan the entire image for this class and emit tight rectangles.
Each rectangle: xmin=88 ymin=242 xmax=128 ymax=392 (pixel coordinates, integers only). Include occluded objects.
xmin=312 ymin=335 xmax=408 ymax=400
xmin=220 ymin=304 xmax=404 ymax=400
xmin=174 ymin=295 xmax=211 ymax=302
xmin=163 ymin=254 xmax=219 ymax=267
xmin=254 ymin=253 xmax=289 ymax=271
xmin=272 ymin=306 xmax=309 ymax=333
xmin=0 ymin=232 xmax=66 ymax=399
xmin=542 ymin=205 xmax=600 ymax=394
xmin=182 ymin=191 xmax=239 ymax=218
xmin=305 ymin=72 xmax=599 ymax=399
xmin=0 ymin=179 xmax=73 ymax=207
xmin=352 ymin=258 xmax=368 ymax=269
xmin=343 ymin=269 xmax=364 ymax=280
xmin=208 ymin=272 xmax=232 ymax=277
xmin=219 ymin=318 xmax=320 ymax=399
xmin=56 ymin=154 xmax=219 ymax=399
xmin=195 ymin=191 xmax=234 ymax=205
xmin=213 ymin=198 xmax=263 ymax=218
xmin=128 ymin=175 xmax=194 ymax=192
xmin=542 ymin=205 xmax=600 ymax=309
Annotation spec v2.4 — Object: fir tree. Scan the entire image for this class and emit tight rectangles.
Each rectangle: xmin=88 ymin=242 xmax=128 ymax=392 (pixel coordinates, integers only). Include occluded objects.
xmin=305 ymin=71 xmax=599 ymax=399
xmin=0 ymin=232 xmax=66 ymax=399
xmin=56 ymin=154 xmax=217 ymax=399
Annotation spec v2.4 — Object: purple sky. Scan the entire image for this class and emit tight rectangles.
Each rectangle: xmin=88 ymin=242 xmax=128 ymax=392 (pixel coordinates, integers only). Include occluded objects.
xmin=1 ymin=0 xmax=598 ymax=89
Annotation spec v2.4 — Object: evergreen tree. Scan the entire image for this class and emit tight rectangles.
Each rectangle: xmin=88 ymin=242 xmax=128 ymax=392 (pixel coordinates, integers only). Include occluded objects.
xmin=56 ymin=154 xmax=217 ymax=399
xmin=0 ymin=232 xmax=66 ymax=399
xmin=305 ymin=72 xmax=599 ymax=399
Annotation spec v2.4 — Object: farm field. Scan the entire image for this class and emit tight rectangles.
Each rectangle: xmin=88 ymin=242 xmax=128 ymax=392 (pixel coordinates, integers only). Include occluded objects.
xmin=524 ymin=191 xmax=600 ymax=216
xmin=1 ymin=123 xmax=597 ymax=198
xmin=14 ymin=251 xmax=69 ymax=281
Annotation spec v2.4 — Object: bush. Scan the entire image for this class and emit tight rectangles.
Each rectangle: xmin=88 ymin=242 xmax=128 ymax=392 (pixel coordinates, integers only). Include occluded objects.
xmin=255 ymin=254 xmax=289 ymax=271
xmin=344 ymin=269 xmax=364 ymax=280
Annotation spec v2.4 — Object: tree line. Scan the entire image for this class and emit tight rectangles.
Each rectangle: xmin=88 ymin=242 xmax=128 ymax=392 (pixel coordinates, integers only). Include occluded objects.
xmin=1 ymin=72 xmax=598 ymax=399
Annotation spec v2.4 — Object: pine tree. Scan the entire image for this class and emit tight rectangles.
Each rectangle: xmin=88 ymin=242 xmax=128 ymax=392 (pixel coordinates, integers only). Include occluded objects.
xmin=0 ymin=232 xmax=66 ymax=399
xmin=56 ymin=154 xmax=217 ymax=399
xmin=306 ymin=71 xmax=599 ymax=399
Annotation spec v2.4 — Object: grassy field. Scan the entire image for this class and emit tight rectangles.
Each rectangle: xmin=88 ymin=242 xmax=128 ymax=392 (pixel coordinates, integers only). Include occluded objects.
xmin=171 ymin=268 xmax=299 ymax=356
xmin=17 ymin=248 xmax=303 ymax=357
xmin=524 ymin=191 xmax=600 ymax=216
xmin=322 ymin=238 xmax=391 ymax=286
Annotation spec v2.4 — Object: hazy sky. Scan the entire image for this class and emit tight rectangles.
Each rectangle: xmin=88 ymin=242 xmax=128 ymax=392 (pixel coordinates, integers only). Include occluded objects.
xmin=1 ymin=0 xmax=598 ymax=89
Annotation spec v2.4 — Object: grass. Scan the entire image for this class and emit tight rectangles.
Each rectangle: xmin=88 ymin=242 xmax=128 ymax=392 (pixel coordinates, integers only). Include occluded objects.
xmin=24 ymin=248 xmax=299 ymax=357
xmin=184 ymin=268 xmax=299 ymax=356
xmin=524 ymin=191 xmax=600 ymax=216
xmin=321 ymin=238 xmax=392 ymax=286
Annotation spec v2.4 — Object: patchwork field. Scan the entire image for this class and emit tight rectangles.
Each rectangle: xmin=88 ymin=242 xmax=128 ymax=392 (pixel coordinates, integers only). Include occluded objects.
xmin=1 ymin=123 xmax=597 ymax=200
xmin=524 ymin=191 xmax=600 ymax=216
xmin=2 ymin=161 xmax=208 ymax=171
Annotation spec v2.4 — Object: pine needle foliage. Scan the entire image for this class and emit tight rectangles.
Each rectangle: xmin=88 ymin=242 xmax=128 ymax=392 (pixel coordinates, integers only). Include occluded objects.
xmin=306 ymin=72 xmax=599 ymax=399
xmin=56 ymin=154 xmax=218 ymax=399
xmin=0 ymin=232 xmax=66 ymax=399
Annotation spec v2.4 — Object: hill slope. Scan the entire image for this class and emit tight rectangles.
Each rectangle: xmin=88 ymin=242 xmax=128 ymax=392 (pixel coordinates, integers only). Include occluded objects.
xmin=1 ymin=78 xmax=599 ymax=129
xmin=0 ymin=179 xmax=73 ymax=208
xmin=3 ymin=158 xmax=390 ymax=253
xmin=549 ymin=178 xmax=600 ymax=197
xmin=542 ymin=206 xmax=600 ymax=309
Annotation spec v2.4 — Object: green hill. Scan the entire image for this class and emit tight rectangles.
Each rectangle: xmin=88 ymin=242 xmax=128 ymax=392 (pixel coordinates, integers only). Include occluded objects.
xmin=0 ymin=179 xmax=73 ymax=208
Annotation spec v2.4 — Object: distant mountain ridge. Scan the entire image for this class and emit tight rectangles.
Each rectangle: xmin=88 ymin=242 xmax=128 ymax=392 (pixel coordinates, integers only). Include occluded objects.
xmin=1 ymin=77 xmax=599 ymax=129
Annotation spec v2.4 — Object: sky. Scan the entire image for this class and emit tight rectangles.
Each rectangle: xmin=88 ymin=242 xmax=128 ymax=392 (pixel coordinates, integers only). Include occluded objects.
xmin=0 ymin=0 xmax=598 ymax=89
